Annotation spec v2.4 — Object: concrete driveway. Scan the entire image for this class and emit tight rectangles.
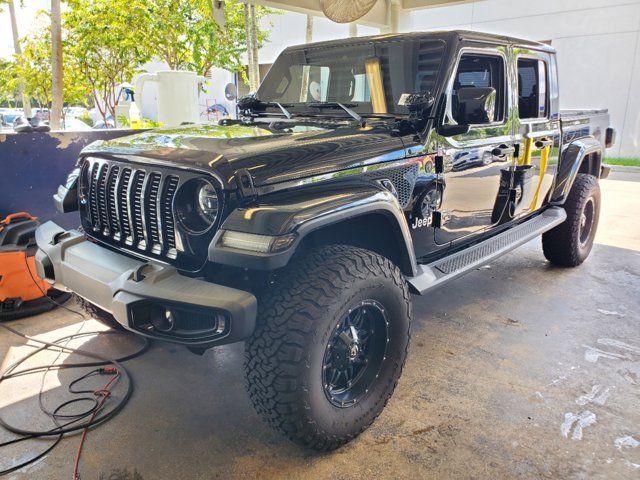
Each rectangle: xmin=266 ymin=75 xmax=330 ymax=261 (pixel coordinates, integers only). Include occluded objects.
xmin=1 ymin=170 xmax=639 ymax=479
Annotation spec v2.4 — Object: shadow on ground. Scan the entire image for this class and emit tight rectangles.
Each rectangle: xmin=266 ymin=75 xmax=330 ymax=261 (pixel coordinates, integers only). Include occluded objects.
xmin=1 ymin=240 xmax=638 ymax=479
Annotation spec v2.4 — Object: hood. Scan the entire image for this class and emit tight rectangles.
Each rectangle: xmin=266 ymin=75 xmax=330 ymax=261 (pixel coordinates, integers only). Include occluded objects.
xmin=81 ymin=123 xmax=407 ymax=189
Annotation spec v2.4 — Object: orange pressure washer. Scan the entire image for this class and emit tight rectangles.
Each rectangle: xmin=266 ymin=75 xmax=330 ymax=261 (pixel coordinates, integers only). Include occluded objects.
xmin=0 ymin=212 xmax=70 ymax=321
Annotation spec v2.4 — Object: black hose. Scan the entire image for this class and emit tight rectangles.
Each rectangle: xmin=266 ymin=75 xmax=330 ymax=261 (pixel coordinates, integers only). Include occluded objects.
xmin=0 ymin=322 xmax=149 ymax=475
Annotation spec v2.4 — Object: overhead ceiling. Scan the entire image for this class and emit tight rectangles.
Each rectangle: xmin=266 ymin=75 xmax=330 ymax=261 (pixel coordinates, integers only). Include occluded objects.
xmin=246 ymin=0 xmax=474 ymax=29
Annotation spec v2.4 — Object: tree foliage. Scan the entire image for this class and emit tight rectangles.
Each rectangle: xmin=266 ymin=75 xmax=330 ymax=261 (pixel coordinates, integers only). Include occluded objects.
xmin=4 ymin=16 xmax=91 ymax=110
xmin=63 ymin=0 xmax=155 ymax=124
xmin=3 ymin=0 xmax=274 ymax=123
xmin=144 ymin=0 xmax=273 ymax=76
xmin=0 ymin=59 xmax=20 ymax=107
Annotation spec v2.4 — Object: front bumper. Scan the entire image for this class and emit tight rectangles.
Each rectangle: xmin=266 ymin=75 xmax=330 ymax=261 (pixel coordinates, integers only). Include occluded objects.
xmin=34 ymin=221 xmax=257 ymax=348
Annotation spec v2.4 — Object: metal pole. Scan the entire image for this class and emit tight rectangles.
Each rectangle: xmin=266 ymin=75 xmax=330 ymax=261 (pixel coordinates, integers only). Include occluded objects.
xmin=51 ymin=0 xmax=63 ymax=130
xmin=8 ymin=0 xmax=32 ymax=117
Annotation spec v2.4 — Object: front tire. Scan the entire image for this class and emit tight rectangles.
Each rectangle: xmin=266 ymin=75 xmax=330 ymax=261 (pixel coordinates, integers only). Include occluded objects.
xmin=543 ymin=173 xmax=601 ymax=267
xmin=244 ymin=245 xmax=411 ymax=450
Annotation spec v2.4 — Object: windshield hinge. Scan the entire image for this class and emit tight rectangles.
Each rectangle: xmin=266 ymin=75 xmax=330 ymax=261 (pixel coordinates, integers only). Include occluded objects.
xmin=235 ymin=169 xmax=258 ymax=204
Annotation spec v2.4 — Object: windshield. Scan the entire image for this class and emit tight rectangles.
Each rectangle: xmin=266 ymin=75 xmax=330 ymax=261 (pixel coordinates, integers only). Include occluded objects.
xmin=257 ymin=38 xmax=446 ymax=117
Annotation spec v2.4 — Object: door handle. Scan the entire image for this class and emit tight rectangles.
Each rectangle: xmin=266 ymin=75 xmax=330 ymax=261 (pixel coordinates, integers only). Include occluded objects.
xmin=492 ymin=145 xmax=515 ymax=156
xmin=535 ymin=138 xmax=554 ymax=149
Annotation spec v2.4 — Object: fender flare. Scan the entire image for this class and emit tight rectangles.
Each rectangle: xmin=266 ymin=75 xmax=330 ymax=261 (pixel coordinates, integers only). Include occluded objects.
xmin=550 ymin=136 xmax=603 ymax=204
xmin=209 ymin=185 xmax=418 ymax=276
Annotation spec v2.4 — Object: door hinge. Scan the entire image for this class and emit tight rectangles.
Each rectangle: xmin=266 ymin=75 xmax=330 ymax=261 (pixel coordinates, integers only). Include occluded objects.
xmin=432 ymin=211 xmax=450 ymax=228
xmin=235 ymin=168 xmax=257 ymax=204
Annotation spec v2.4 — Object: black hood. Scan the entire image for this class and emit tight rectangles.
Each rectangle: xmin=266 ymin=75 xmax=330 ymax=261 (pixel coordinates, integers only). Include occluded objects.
xmin=81 ymin=123 xmax=408 ymax=189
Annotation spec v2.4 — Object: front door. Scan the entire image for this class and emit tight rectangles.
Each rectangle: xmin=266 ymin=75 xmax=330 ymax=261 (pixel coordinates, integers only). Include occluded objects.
xmin=435 ymin=49 xmax=516 ymax=246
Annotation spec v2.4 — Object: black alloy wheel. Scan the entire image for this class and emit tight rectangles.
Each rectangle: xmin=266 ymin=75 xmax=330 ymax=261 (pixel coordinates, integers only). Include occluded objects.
xmin=579 ymin=197 xmax=595 ymax=248
xmin=322 ymin=300 xmax=389 ymax=407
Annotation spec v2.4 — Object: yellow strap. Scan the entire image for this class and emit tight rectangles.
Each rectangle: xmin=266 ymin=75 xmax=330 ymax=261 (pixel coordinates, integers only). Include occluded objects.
xmin=530 ymin=146 xmax=550 ymax=210
xmin=520 ymin=137 xmax=533 ymax=166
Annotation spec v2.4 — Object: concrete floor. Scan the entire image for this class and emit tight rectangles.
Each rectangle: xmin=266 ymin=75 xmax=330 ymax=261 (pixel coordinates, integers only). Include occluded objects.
xmin=1 ymin=170 xmax=639 ymax=479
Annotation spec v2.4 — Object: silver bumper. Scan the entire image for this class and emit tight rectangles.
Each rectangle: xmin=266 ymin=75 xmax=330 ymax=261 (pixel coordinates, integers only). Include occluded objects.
xmin=35 ymin=221 xmax=257 ymax=348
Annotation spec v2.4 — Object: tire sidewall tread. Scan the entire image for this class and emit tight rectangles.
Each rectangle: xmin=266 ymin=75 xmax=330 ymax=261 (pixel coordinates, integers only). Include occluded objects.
xmin=244 ymin=245 xmax=411 ymax=450
xmin=543 ymin=173 xmax=600 ymax=267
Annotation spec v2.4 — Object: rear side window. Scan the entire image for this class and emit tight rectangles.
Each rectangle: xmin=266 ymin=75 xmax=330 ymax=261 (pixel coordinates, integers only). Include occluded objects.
xmin=517 ymin=58 xmax=548 ymax=119
xmin=452 ymin=54 xmax=506 ymax=123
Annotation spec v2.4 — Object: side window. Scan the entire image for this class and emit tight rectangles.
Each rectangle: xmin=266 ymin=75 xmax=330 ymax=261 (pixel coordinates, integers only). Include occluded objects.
xmin=517 ymin=58 xmax=548 ymax=119
xmin=451 ymin=54 xmax=506 ymax=124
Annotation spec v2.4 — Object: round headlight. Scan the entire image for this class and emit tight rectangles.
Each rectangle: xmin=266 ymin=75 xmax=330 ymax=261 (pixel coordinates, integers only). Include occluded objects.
xmin=198 ymin=182 xmax=219 ymax=223
xmin=174 ymin=178 xmax=221 ymax=234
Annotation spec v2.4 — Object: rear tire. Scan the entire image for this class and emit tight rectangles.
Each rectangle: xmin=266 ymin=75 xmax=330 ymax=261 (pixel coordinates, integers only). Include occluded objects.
xmin=542 ymin=173 xmax=600 ymax=267
xmin=73 ymin=294 xmax=125 ymax=330
xmin=244 ymin=245 xmax=411 ymax=450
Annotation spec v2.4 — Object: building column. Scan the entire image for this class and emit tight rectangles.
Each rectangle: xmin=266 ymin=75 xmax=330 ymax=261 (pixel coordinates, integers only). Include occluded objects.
xmin=382 ymin=0 xmax=400 ymax=34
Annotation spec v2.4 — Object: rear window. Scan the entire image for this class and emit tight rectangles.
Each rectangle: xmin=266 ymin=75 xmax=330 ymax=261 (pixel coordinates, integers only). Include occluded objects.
xmin=517 ymin=58 xmax=548 ymax=119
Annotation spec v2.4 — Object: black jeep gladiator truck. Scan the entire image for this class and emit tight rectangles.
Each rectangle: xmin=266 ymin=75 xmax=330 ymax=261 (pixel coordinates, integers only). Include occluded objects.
xmin=36 ymin=31 xmax=614 ymax=450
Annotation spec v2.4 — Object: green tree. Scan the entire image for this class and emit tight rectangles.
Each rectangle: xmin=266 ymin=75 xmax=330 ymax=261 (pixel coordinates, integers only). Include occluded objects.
xmin=15 ymin=21 xmax=91 ymax=112
xmin=0 ymin=59 xmax=20 ymax=107
xmin=51 ymin=0 xmax=64 ymax=129
xmin=144 ymin=0 xmax=273 ymax=77
xmin=0 ymin=0 xmax=33 ymax=115
xmin=64 ymin=0 xmax=153 ymax=125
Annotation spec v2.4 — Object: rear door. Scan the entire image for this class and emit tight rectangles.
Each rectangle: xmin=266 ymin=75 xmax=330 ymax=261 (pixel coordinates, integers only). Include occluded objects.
xmin=512 ymin=50 xmax=560 ymax=217
xmin=435 ymin=48 xmax=516 ymax=245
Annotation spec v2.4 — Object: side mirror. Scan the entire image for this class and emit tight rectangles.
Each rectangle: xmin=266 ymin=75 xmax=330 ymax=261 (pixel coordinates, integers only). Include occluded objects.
xmin=399 ymin=92 xmax=436 ymax=117
xmin=224 ymin=83 xmax=238 ymax=101
xmin=237 ymin=93 xmax=259 ymax=111
xmin=455 ymin=87 xmax=497 ymax=125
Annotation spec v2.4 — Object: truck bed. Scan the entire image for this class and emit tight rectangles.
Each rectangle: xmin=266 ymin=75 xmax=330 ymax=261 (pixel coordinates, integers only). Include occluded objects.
xmin=560 ymin=109 xmax=609 ymax=147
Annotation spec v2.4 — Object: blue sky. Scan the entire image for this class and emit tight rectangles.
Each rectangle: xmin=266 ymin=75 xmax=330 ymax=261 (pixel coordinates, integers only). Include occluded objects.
xmin=0 ymin=0 xmax=50 ymax=59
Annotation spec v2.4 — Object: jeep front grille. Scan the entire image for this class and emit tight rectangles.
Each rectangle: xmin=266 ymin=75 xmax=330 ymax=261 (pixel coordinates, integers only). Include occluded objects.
xmin=81 ymin=158 xmax=179 ymax=260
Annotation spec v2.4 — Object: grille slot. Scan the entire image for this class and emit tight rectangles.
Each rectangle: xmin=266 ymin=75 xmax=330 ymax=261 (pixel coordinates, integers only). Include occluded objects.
xmin=162 ymin=176 xmax=180 ymax=258
xmin=131 ymin=170 xmax=146 ymax=249
xmin=82 ymin=159 xmax=181 ymax=260
xmin=97 ymin=164 xmax=109 ymax=235
xmin=146 ymin=172 xmax=162 ymax=254
xmin=88 ymin=162 xmax=100 ymax=230
xmin=118 ymin=168 xmax=133 ymax=244
xmin=107 ymin=165 xmax=120 ymax=240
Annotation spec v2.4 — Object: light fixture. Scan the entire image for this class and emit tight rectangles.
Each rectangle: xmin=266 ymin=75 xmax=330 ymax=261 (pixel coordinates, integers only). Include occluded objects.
xmin=219 ymin=231 xmax=297 ymax=254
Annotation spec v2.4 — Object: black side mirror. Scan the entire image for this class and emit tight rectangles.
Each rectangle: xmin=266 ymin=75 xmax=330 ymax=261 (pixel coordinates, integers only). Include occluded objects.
xmin=400 ymin=92 xmax=436 ymax=118
xmin=237 ymin=93 xmax=259 ymax=111
xmin=455 ymin=87 xmax=497 ymax=125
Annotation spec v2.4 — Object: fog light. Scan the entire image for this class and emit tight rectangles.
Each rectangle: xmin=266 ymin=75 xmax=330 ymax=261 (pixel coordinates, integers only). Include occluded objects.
xmin=220 ymin=231 xmax=297 ymax=253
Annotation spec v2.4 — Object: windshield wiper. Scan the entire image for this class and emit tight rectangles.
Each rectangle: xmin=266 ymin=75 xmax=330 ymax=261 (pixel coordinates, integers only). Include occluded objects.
xmin=307 ymin=102 xmax=364 ymax=126
xmin=237 ymin=95 xmax=294 ymax=119
xmin=274 ymin=102 xmax=293 ymax=119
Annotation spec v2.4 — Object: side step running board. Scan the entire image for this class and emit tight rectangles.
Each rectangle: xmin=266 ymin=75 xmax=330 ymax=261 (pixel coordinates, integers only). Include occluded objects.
xmin=407 ymin=207 xmax=567 ymax=295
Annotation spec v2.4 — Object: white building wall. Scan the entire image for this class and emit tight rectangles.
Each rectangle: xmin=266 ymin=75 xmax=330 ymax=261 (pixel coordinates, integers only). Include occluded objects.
xmin=398 ymin=0 xmax=640 ymax=157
